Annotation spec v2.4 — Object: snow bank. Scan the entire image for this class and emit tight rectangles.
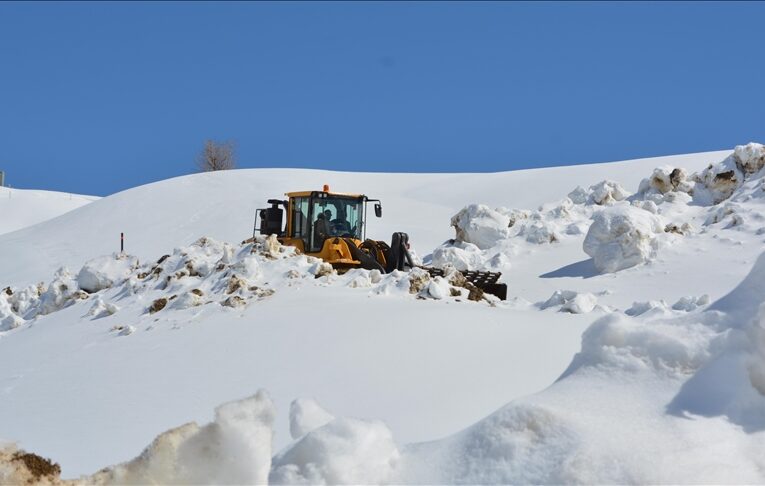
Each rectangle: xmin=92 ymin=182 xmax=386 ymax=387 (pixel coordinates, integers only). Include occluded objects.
xmin=0 ymin=235 xmax=498 ymax=336
xmin=91 ymin=391 xmax=275 ymax=485
xmin=583 ymin=205 xmax=664 ymax=273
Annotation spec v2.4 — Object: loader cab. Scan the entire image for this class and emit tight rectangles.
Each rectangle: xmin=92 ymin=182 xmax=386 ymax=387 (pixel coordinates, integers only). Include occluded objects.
xmin=256 ymin=186 xmax=382 ymax=256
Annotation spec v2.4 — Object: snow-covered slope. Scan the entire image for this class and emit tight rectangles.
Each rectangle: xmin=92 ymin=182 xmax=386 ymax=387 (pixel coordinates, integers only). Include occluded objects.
xmin=3 ymin=146 xmax=765 ymax=483
xmin=0 ymin=186 xmax=97 ymax=236
xmin=0 ymin=151 xmax=725 ymax=288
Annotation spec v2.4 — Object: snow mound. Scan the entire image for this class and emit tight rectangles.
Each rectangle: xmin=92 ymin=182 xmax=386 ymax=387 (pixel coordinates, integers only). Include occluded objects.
xmin=541 ymin=290 xmax=598 ymax=314
xmin=583 ymin=205 xmax=664 ymax=273
xmin=450 ymin=204 xmax=510 ymax=249
xmin=91 ymin=391 xmax=275 ymax=485
xmin=404 ymin=404 xmax=579 ymax=484
xmin=271 ymin=417 xmax=400 ymax=485
xmin=78 ymin=254 xmax=139 ymax=293
xmin=289 ymin=399 xmax=335 ymax=440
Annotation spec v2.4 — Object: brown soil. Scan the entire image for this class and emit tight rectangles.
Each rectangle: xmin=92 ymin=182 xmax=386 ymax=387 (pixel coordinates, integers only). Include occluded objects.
xmin=12 ymin=451 xmax=61 ymax=482
xmin=149 ymin=298 xmax=168 ymax=313
xmin=715 ymin=170 xmax=736 ymax=181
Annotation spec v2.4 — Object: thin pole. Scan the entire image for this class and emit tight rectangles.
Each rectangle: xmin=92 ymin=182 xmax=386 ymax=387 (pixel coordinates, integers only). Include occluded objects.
xmin=120 ymin=232 xmax=124 ymax=253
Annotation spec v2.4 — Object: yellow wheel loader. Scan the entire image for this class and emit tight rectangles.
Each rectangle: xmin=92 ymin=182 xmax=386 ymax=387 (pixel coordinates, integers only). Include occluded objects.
xmin=252 ymin=185 xmax=507 ymax=300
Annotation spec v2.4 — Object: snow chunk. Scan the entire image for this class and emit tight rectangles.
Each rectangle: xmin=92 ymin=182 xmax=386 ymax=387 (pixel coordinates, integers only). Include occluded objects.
xmin=271 ymin=417 xmax=400 ymax=485
xmin=92 ymin=391 xmax=275 ymax=485
xmin=583 ymin=205 xmax=664 ymax=273
xmin=171 ymin=291 xmax=203 ymax=310
xmin=451 ymin=204 xmax=511 ymax=249
xmin=588 ymin=180 xmax=630 ymax=205
xmin=671 ymin=294 xmax=711 ymax=312
xmin=77 ymin=253 xmax=139 ymax=293
xmin=289 ymin=398 xmax=335 ymax=439
xmin=625 ymin=300 xmax=669 ymax=317
xmin=733 ymin=142 xmax=765 ymax=175
xmin=0 ymin=297 xmax=23 ymax=332
xmin=88 ymin=295 xmax=119 ymax=319
xmin=694 ymin=157 xmax=742 ymax=205
xmin=541 ymin=290 xmax=598 ymax=314
xmin=427 ymin=276 xmax=451 ymax=300
xmin=431 ymin=241 xmax=486 ymax=271
xmin=638 ymin=166 xmax=694 ymax=196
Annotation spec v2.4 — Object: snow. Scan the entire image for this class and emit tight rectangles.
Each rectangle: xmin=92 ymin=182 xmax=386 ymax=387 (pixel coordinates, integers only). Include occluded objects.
xmin=583 ymin=205 xmax=664 ymax=273
xmin=450 ymin=204 xmax=510 ymax=249
xmin=91 ymin=390 xmax=275 ymax=485
xmin=541 ymin=290 xmax=599 ymax=314
xmin=77 ymin=253 xmax=139 ymax=293
xmin=4 ymin=146 xmax=765 ymax=482
xmin=0 ymin=186 xmax=97 ymax=236
xmin=289 ymin=399 xmax=335 ymax=440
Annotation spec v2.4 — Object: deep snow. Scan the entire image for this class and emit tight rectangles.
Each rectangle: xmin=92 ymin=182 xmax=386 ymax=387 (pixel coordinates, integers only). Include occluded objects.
xmin=2 ymin=146 xmax=765 ymax=483
xmin=0 ymin=186 xmax=97 ymax=236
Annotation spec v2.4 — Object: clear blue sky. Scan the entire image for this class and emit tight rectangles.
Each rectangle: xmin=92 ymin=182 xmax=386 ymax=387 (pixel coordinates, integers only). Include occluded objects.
xmin=1 ymin=1 xmax=764 ymax=196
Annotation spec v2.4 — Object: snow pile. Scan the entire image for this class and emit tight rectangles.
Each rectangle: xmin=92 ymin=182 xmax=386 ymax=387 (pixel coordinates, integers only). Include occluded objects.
xmin=624 ymin=300 xmax=670 ymax=317
xmin=541 ymin=290 xmax=598 ymax=314
xmin=90 ymin=391 xmax=275 ymax=485
xmin=435 ymin=143 xmax=765 ymax=277
xmin=0 ymin=236 xmax=498 ymax=336
xmin=583 ymin=205 xmax=664 ymax=273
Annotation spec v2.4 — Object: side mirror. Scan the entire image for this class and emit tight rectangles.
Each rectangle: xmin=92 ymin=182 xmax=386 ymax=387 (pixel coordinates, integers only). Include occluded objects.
xmin=374 ymin=203 xmax=382 ymax=218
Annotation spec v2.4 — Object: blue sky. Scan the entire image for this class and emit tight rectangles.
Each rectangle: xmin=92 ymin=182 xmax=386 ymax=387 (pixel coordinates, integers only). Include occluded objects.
xmin=1 ymin=1 xmax=764 ymax=196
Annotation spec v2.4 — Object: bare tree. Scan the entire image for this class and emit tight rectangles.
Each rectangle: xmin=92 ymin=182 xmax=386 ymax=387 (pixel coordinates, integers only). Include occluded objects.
xmin=196 ymin=139 xmax=236 ymax=172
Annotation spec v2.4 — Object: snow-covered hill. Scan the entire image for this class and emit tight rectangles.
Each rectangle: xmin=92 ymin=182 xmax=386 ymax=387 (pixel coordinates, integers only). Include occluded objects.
xmin=2 ymin=146 xmax=765 ymax=483
xmin=0 ymin=186 xmax=97 ymax=236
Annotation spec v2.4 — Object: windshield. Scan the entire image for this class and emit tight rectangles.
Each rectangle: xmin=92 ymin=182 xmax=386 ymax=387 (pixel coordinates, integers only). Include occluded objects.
xmin=310 ymin=196 xmax=363 ymax=250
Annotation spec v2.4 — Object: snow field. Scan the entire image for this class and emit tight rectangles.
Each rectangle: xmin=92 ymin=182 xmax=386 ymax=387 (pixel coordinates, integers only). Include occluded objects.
xmin=3 ymin=145 xmax=765 ymax=482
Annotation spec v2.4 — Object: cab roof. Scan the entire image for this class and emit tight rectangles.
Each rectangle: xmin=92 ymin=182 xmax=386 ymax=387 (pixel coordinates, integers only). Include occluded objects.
xmin=286 ymin=190 xmax=365 ymax=199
